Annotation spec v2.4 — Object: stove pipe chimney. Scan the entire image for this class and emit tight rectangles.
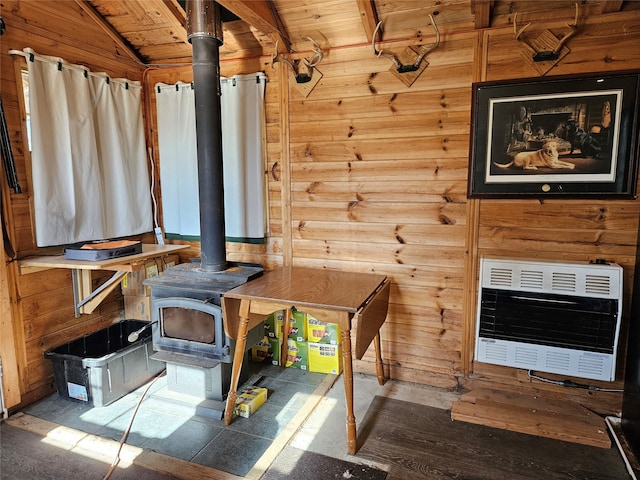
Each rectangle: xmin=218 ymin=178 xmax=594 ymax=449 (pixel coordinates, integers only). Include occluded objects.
xmin=186 ymin=0 xmax=227 ymax=272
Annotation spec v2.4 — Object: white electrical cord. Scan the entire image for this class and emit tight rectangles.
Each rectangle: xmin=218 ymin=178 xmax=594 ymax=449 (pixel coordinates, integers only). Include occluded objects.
xmin=147 ymin=147 xmax=164 ymax=245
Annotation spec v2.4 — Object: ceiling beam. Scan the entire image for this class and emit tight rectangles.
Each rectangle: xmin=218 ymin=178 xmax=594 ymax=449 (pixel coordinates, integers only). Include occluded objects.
xmin=600 ymin=1 xmax=624 ymax=13
xmin=215 ymin=0 xmax=291 ymax=53
xmin=74 ymin=0 xmax=144 ymax=63
xmin=356 ymin=0 xmax=379 ymax=43
xmin=471 ymin=0 xmax=494 ymax=30
xmin=163 ymin=0 xmax=187 ymax=30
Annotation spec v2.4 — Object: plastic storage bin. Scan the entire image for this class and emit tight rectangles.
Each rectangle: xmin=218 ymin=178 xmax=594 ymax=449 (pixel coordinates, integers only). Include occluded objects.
xmin=44 ymin=320 xmax=165 ymax=407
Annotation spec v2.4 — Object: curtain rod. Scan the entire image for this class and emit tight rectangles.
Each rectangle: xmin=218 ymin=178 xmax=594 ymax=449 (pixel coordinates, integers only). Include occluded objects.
xmin=155 ymin=73 xmax=267 ymax=93
xmin=9 ymin=48 xmax=141 ymax=90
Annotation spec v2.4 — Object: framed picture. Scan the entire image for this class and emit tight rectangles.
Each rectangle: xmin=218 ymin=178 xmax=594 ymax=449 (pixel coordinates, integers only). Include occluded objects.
xmin=467 ymin=71 xmax=640 ymax=198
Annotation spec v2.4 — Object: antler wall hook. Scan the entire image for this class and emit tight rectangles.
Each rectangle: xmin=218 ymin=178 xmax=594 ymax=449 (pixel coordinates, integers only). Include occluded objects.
xmin=271 ymin=37 xmax=323 ymax=84
xmin=514 ymin=3 xmax=579 ymax=62
xmin=372 ymin=14 xmax=440 ymax=73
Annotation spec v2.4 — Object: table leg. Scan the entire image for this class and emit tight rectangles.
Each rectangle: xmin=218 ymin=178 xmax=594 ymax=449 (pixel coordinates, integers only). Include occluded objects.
xmin=281 ymin=307 xmax=292 ymax=367
xmin=373 ymin=332 xmax=386 ymax=386
xmin=224 ymin=299 xmax=251 ymax=426
xmin=341 ymin=325 xmax=357 ymax=455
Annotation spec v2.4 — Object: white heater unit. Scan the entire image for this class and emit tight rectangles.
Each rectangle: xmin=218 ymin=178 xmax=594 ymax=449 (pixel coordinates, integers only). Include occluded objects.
xmin=475 ymin=257 xmax=623 ymax=382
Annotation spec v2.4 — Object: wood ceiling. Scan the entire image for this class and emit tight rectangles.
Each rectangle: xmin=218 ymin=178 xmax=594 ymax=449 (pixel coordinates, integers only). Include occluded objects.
xmin=79 ymin=0 xmax=635 ymax=66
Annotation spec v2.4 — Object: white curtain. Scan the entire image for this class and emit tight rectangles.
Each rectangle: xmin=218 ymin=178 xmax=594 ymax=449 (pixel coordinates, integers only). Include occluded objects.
xmin=155 ymin=83 xmax=200 ymax=236
xmin=155 ymin=73 xmax=267 ymax=242
xmin=24 ymin=48 xmax=152 ymax=246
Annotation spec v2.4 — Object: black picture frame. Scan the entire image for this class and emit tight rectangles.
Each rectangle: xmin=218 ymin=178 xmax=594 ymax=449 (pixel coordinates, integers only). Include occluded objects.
xmin=467 ymin=71 xmax=640 ymax=198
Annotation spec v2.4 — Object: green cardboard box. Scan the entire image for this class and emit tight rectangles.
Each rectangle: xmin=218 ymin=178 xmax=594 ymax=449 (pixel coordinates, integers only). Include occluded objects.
xmin=288 ymin=309 xmax=307 ymax=341
xmin=264 ymin=310 xmax=284 ymax=339
xmin=268 ymin=336 xmax=283 ymax=366
xmin=285 ymin=339 xmax=308 ymax=370
xmin=307 ymin=314 xmax=341 ymax=344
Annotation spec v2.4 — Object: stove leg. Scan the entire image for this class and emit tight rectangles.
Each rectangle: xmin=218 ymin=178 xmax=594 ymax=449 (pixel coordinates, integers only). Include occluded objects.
xmin=224 ymin=299 xmax=251 ymax=425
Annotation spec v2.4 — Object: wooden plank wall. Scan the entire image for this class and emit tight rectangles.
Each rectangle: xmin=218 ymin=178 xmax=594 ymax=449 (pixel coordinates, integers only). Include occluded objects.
xmin=0 ymin=1 xmax=147 ymax=407
xmin=143 ymin=30 xmax=475 ymax=390
xmin=0 ymin=1 xmax=639 ymax=422
xmin=283 ymin=32 xmax=474 ymax=389
xmin=464 ymin=14 xmax=640 ymax=415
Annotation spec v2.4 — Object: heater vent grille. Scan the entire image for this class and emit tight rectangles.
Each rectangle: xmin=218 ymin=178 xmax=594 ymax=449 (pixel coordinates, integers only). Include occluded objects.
xmin=476 ymin=258 xmax=623 ymax=382
xmin=520 ymin=270 xmax=544 ymax=289
xmin=545 ymin=351 xmax=571 ymax=371
xmin=585 ymin=275 xmax=612 ymax=296
xmin=489 ymin=268 xmax=512 ymax=287
xmin=551 ymin=272 xmax=577 ymax=292
xmin=578 ymin=355 xmax=607 ymax=377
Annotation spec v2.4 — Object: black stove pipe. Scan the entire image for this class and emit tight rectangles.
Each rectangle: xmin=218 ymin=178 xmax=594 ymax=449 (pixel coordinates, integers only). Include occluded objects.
xmin=186 ymin=0 xmax=227 ymax=272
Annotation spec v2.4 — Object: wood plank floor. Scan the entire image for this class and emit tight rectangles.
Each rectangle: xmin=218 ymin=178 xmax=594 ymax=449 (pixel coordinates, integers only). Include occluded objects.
xmin=355 ymin=396 xmax=630 ymax=480
xmin=0 ymin=422 xmax=181 ymax=480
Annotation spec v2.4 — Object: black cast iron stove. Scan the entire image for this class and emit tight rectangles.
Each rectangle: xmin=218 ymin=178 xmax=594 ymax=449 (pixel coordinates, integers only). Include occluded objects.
xmin=143 ymin=262 xmax=263 ymax=418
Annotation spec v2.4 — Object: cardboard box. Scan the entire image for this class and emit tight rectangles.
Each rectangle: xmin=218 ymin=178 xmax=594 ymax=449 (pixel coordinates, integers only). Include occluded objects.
xmin=267 ymin=337 xmax=283 ymax=366
xmin=121 ymin=258 xmax=162 ymax=296
xmin=287 ymin=309 xmax=307 ymax=341
xmin=233 ymin=386 xmax=268 ymax=418
xmin=145 ymin=258 xmax=161 ymax=278
xmin=307 ymin=315 xmax=341 ymax=344
xmin=162 ymin=254 xmax=180 ymax=269
xmin=124 ymin=295 xmax=152 ymax=321
xmin=264 ymin=310 xmax=284 ymax=339
xmin=285 ymin=339 xmax=308 ymax=370
xmin=121 ymin=269 xmax=146 ymax=296
xmin=251 ymin=337 xmax=271 ymax=363
xmin=308 ymin=342 xmax=343 ymax=374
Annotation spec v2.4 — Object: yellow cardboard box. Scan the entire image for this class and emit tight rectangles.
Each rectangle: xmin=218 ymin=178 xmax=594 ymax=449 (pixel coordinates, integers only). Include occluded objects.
xmin=308 ymin=342 xmax=343 ymax=374
xmin=233 ymin=386 xmax=268 ymax=418
xmin=251 ymin=337 xmax=271 ymax=363
xmin=307 ymin=314 xmax=341 ymax=344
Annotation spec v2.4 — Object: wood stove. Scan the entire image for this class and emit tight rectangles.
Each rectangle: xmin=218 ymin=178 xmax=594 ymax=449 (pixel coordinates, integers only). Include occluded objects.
xmin=141 ymin=1 xmax=264 ymax=419
xmin=143 ymin=262 xmax=263 ymax=418
xmin=146 ymin=262 xmax=263 ymax=364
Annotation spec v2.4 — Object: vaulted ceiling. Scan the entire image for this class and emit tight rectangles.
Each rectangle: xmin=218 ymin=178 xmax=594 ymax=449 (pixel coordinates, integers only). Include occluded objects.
xmin=79 ymin=0 xmax=636 ymax=66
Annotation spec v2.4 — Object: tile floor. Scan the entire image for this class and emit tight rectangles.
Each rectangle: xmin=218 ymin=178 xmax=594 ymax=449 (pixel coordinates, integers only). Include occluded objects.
xmin=22 ymin=361 xmax=328 ymax=477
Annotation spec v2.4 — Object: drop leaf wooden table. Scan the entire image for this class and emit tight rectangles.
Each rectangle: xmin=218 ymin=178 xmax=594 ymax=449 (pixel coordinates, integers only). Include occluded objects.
xmin=221 ymin=266 xmax=390 ymax=455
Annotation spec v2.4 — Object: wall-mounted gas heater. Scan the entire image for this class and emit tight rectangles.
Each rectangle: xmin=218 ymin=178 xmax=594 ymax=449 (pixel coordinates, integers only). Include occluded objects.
xmin=475 ymin=257 xmax=623 ymax=382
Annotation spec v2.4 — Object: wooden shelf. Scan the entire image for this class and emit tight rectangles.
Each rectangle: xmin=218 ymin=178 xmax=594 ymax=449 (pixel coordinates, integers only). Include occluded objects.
xmin=18 ymin=244 xmax=188 ymax=316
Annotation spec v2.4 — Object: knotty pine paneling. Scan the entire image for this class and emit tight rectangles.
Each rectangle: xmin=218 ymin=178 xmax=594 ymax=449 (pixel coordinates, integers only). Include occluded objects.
xmin=2 ymin=1 xmax=640 ymax=419
xmin=0 ymin=1 xmax=146 ymax=408
xmin=465 ymin=14 xmax=640 ymax=409
xmin=286 ymin=31 xmax=475 ymax=379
